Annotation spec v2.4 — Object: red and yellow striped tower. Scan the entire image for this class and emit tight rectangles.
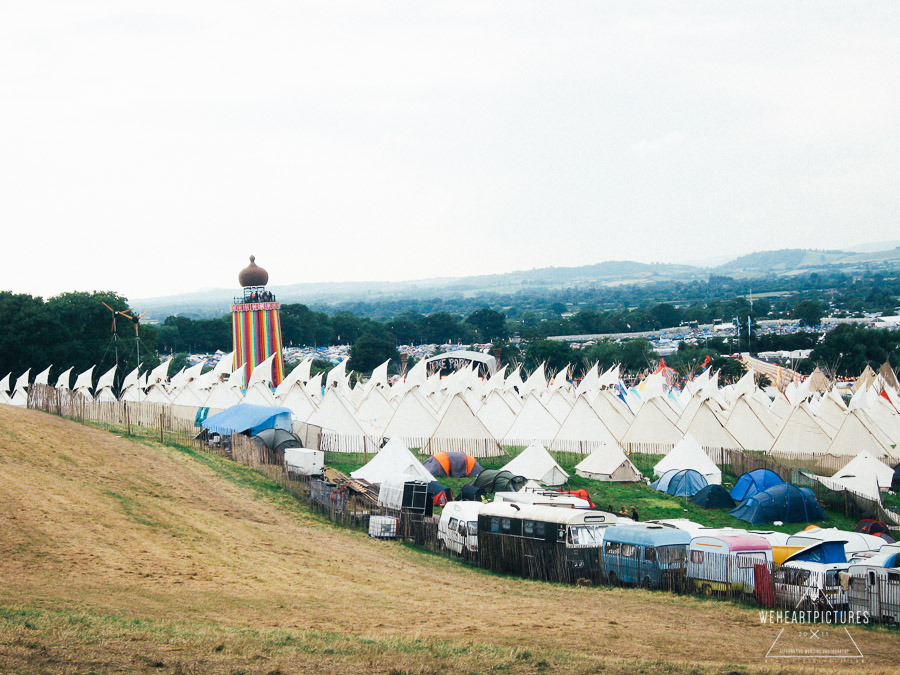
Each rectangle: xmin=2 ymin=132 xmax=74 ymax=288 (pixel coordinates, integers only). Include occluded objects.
xmin=231 ymin=255 xmax=285 ymax=387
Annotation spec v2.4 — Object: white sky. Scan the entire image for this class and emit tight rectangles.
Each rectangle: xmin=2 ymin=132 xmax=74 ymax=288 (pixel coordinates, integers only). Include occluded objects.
xmin=2 ymin=2 xmax=899 ymax=300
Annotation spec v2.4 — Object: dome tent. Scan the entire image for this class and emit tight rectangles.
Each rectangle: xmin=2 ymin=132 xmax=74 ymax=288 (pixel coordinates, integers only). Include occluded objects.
xmin=690 ymin=484 xmax=736 ymax=509
xmin=650 ymin=468 xmax=708 ymax=497
xmin=653 ymin=434 xmax=722 ymax=485
xmin=729 ymin=483 xmax=825 ymax=525
xmin=422 ymin=451 xmax=483 ymax=478
xmin=469 ymin=469 xmax=526 ymax=494
xmin=730 ymin=469 xmax=784 ymax=502
xmin=252 ymin=428 xmax=303 ymax=453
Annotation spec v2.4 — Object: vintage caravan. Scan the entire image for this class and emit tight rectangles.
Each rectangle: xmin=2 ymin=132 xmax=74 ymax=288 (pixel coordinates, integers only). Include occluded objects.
xmin=847 ymin=549 xmax=900 ymax=624
xmin=601 ymin=525 xmax=692 ymax=589
xmin=687 ymin=535 xmax=773 ymax=594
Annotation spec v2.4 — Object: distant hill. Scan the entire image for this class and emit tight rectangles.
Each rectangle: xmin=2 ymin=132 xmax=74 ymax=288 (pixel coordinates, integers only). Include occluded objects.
xmin=714 ymin=248 xmax=849 ymax=274
xmin=134 ymin=245 xmax=900 ymax=320
xmin=714 ymin=247 xmax=900 ymax=277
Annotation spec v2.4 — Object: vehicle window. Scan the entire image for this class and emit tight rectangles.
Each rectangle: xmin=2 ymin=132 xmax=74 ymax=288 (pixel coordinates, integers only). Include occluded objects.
xmin=448 ymin=518 xmax=458 ymax=532
xmin=467 ymin=521 xmax=478 ymax=533
xmin=825 ymin=570 xmax=839 ymax=587
xmin=659 ymin=547 xmax=685 ymax=564
xmin=868 ymin=571 xmax=876 ymax=587
xmin=535 ymin=521 xmax=546 ymax=537
xmin=567 ymin=526 xmax=601 ymax=547
xmin=457 ymin=524 xmax=467 ymax=537
xmin=621 ymin=543 xmax=636 ymax=558
xmin=501 ymin=518 xmax=511 ymax=533
xmin=888 ymin=572 xmax=900 ymax=587
xmin=736 ymin=553 xmax=766 ymax=569
xmin=523 ymin=520 xmax=534 ymax=537
xmin=605 ymin=541 xmax=620 ymax=555
xmin=691 ymin=550 xmax=704 ymax=564
xmin=774 ymin=568 xmax=788 ymax=584
xmin=644 ymin=546 xmax=657 ymax=562
xmin=490 ymin=516 xmax=500 ymax=533
xmin=799 ymin=569 xmax=811 ymax=584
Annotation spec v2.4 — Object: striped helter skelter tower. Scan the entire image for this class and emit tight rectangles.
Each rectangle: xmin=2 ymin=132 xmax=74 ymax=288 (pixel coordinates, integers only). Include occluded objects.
xmin=231 ymin=255 xmax=285 ymax=387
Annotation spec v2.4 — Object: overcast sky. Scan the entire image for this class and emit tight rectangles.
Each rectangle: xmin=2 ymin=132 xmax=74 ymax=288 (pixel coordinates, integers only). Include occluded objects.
xmin=2 ymin=2 xmax=899 ymax=300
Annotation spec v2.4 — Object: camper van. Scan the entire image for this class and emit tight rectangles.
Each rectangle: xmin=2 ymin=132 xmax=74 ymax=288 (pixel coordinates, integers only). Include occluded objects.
xmin=847 ymin=549 xmax=900 ymax=624
xmin=687 ymin=535 xmax=773 ymax=594
xmin=477 ymin=503 xmax=616 ymax=583
xmin=773 ymin=541 xmax=850 ymax=610
xmin=601 ymin=525 xmax=692 ymax=589
xmin=493 ymin=489 xmax=591 ymax=509
xmin=438 ymin=501 xmax=483 ymax=557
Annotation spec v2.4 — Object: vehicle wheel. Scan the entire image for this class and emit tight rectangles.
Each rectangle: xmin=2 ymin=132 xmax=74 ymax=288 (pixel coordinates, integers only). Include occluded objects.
xmin=702 ymin=583 xmax=713 ymax=596
xmin=607 ymin=571 xmax=618 ymax=586
xmin=643 ymin=576 xmax=652 ymax=589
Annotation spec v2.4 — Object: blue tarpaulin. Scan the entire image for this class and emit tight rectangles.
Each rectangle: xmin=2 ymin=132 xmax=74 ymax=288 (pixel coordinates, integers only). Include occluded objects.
xmin=202 ymin=404 xmax=293 ymax=435
xmin=784 ymin=540 xmax=847 ymax=565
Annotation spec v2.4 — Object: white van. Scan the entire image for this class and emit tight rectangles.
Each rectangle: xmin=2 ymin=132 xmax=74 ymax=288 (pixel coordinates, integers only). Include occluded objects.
xmin=438 ymin=502 xmax=483 ymax=556
xmin=774 ymin=560 xmax=850 ymax=611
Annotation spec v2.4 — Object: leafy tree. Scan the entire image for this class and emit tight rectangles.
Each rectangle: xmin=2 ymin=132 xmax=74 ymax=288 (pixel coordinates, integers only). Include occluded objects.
xmin=524 ymin=340 xmax=575 ymax=372
xmin=620 ymin=338 xmax=655 ymax=371
xmin=348 ymin=332 xmax=400 ymax=374
xmin=793 ymin=299 xmax=824 ymax=327
xmin=649 ymin=303 xmax=682 ymax=329
xmin=465 ymin=308 xmax=508 ymax=341
xmin=712 ymin=355 xmax=747 ymax=383
xmin=810 ymin=324 xmax=900 ymax=376
xmin=490 ymin=340 xmax=520 ymax=368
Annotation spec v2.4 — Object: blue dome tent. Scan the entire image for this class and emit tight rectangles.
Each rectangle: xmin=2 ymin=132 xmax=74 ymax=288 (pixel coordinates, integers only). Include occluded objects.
xmin=650 ymin=468 xmax=708 ymax=497
xmin=730 ymin=468 xmax=784 ymax=502
xmin=729 ymin=483 xmax=825 ymax=525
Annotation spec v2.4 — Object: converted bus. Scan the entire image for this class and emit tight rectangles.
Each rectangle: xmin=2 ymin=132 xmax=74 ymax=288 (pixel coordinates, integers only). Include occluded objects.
xmin=477 ymin=503 xmax=617 ymax=583
xmin=601 ymin=525 xmax=692 ymax=589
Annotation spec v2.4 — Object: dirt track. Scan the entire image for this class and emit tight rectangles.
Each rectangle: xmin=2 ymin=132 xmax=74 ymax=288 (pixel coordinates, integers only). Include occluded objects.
xmin=1 ymin=405 xmax=897 ymax=674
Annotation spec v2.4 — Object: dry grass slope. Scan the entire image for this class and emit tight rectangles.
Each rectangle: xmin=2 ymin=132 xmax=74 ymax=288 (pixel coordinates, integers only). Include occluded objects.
xmin=1 ymin=406 xmax=898 ymax=674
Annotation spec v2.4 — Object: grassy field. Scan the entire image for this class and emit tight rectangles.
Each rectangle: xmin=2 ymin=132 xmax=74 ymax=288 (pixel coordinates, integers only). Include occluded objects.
xmin=1 ymin=406 xmax=899 ymax=674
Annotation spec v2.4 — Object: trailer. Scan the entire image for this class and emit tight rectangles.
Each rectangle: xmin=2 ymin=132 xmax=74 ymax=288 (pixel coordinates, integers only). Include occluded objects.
xmin=847 ymin=550 xmax=900 ymax=624
xmin=601 ymin=525 xmax=692 ymax=589
xmin=687 ymin=534 xmax=772 ymax=594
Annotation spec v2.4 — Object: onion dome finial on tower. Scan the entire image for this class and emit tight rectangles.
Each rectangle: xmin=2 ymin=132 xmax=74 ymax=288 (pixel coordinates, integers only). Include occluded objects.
xmin=238 ymin=255 xmax=269 ymax=287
